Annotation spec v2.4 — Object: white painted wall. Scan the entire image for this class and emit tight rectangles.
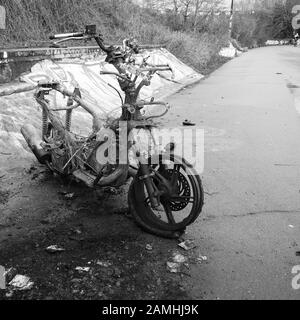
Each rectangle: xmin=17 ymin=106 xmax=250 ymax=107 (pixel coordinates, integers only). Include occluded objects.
xmin=0 ymin=48 xmax=202 ymax=159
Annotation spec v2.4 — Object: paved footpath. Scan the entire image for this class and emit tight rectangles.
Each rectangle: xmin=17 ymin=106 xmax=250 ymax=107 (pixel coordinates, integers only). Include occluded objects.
xmin=163 ymin=46 xmax=300 ymax=299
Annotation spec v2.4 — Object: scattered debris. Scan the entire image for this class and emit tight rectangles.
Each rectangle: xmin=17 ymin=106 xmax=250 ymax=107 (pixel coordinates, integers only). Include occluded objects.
xmin=103 ymin=187 xmax=119 ymax=195
xmin=287 ymin=83 xmax=300 ymax=89
xmin=0 ymin=152 xmax=12 ymax=156
xmin=4 ymin=267 xmax=17 ymax=283
xmin=46 ymin=245 xmax=66 ymax=253
xmin=96 ymin=261 xmax=111 ymax=268
xmin=68 ymin=234 xmax=84 ymax=242
xmin=274 ymin=164 xmax=299 ymax=167
xmin=182 ymin=119 xmax=195 ymax=126
xmin=72 ymin=228 xmax=82 ymax=235
xmin=26 ymin=165 xmax=37 ymax=174
xmin=64 ymin=193 xmax=75 ymax=199
xmin=58 ymin=191 xmax=68 ymax=195
xmin=204 ymin=191 xmax=219 ymax=197
xmin=71 ymin=278 xmax=82 ymax=284
xmin=31 ymin=173 xmax=40 ymax=180
xmin=58 ymin=190 xmax=76 ymax=199
xmin=146 ymin=244 xmax=153 ymax=251
xmin=178 ymin=240 xmax=196 ymax=251
xmin=75 ymin=267 xmax=90 ymax=273
xmin=173 ymin=253 xmax=187 ymax=264
xmin=196 ymin=255 xmax=208 ymax=263
xmin=167 ymin=252 xmax=189 ymax=274
xmin=166 ymin=262 xmax=181 ymax=273
xmin=9 ymin=275 xmax=34 ymax=291
xmin=5 ymin=291 xmax=13 ymax=298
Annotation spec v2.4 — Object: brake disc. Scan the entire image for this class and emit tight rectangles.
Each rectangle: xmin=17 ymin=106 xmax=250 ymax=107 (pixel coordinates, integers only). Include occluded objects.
xmin=165 ymin=169 xmax=191 ymax=211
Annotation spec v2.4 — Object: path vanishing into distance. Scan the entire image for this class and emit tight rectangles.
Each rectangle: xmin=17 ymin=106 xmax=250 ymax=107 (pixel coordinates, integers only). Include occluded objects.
xmin=164 ymin=46 xmax=300 ymax=300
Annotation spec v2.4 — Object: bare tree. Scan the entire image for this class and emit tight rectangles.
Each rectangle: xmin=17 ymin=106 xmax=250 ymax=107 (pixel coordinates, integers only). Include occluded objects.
xmin=140 ymin=0 xmax=227 ymax=31
xmin=172 ymin=0 xmax=179 ymax=15
xmin=192 ymin=0 xmax=225 ymax=32
xmin=193 ymin=0 xmax=203 ymax=31
xmin=179 ymin=0 xmax=193 ymax=26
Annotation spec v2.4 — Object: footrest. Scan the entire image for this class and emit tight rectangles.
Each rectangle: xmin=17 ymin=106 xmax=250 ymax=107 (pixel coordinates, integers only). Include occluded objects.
xmin=73 ymin=169 xmax=96 ymax=188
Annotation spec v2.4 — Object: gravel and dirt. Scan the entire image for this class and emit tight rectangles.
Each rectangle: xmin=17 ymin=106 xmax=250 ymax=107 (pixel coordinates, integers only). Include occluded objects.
xmin=0 ymin=159 xmax=201 ymax=300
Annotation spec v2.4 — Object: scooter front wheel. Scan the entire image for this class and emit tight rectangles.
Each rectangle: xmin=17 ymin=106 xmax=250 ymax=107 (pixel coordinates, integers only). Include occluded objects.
xmin=128 ymin=155 xmax=204 ymax=237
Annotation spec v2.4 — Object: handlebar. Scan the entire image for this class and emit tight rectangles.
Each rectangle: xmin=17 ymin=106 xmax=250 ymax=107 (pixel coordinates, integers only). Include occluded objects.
xmin=49 ymin=25 xmax=97 ymax=40
xmin=49 ymin=32 xmax=84 ymax=40
xmin=49 ymin=25 xmax=141 ymax=58
xmin=38 ymin=81 xmax=61 ymax=89
xmin=134 ymin=101 xmax=168 ymax=108
xmin=122 ymin=100 xmax=170 ymax=119
xmin=49 ymin=25 xmax=99 ymax=47
xmin=100 ymin=66 xmax=172 ymax=81
xmin=139 ymin=67 xmax=172 ymax=73
xmin=100 ymin=71 xmax=129 ymax=82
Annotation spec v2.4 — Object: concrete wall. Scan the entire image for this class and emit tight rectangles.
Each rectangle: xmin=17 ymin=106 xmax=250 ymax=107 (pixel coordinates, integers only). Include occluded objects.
xmin=0 ymin=47 xmax=202 ymax=164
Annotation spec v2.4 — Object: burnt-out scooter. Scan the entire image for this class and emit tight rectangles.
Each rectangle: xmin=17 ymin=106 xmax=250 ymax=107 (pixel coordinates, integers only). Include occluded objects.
xmin=21 ymin=25 xmax=204 ymax=238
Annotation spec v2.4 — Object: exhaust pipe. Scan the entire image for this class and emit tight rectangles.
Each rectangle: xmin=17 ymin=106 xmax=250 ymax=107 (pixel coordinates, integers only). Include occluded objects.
xmin=21 ymin=124 xmax=50 ymax=164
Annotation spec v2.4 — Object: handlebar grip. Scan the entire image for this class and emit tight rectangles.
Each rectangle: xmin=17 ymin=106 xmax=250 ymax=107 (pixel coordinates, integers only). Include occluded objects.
xmin=100 ymin=71 xmax=111 ymax=75
xmin=100 ymin=71 xmax=130 ymax=82
xmin=135 ymin=101 xmax=168 ymax=107
xmin=49 ymin=32 xmax=84 ymax=40
xmin=37 ymin=81 xmax=60 ymax=89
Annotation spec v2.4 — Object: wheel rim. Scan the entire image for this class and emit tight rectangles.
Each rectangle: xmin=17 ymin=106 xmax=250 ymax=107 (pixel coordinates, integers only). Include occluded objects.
xmin=132 ymin=156 xmax=203 ymax=231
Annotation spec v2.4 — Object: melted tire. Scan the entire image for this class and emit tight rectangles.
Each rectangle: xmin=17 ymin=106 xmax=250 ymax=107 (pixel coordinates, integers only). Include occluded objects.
xmin=128 ymin=155 xmax=204 ymax=234
xmin=128 ymin=183 xmax=184 ymax=239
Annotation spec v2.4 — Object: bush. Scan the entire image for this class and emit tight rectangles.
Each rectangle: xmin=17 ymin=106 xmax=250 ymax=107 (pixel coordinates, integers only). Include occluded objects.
xmin=0 ymin=0 xmax=228 ymax=74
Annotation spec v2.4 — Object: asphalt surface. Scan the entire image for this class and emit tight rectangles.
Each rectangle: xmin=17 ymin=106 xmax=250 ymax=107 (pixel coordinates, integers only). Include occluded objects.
xmin=163 ymin=46 xmax=300 ymax=300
